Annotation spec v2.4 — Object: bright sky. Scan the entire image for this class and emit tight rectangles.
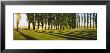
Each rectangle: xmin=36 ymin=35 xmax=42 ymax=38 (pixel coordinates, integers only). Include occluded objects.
xmin=14 ymin=13 xmax=28 ymax=26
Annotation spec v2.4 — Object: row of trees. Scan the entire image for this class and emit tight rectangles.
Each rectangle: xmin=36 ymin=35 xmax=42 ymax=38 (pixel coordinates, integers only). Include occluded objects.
xmin=15 ymin=13 xmax=97 ymax=31
xmin=25 ymin=13 xmax=97 ymax=30
xmin=75 ymin=13 xmax=97 ymax=29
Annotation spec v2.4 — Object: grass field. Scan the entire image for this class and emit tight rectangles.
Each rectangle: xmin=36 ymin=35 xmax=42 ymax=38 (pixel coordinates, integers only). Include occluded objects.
xmin=13 ymin=29 xmax=97 ymax=40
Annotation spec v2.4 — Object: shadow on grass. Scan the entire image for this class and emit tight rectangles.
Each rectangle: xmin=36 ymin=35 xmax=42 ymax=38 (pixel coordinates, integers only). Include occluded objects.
xmin=44 ymin=31 xmax=97 ymax=40
xmin=49 ymin=33 xmax=81 ymax=40
xmin=17 ymin=30 xmax=37 ymax=40
xmin=45 ymin=32 xmax=82 ymax=40
xmin=59 ymin=32 xmax=97 ymax=40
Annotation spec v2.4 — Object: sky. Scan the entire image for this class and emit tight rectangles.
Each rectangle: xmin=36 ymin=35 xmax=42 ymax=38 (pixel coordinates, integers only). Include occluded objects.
xmin=14 ymin=13 xmax=28 ymax=26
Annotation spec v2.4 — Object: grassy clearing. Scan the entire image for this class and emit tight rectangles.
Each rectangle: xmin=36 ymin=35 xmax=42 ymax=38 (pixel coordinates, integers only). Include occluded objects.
xmin=14 ymin=30 xmax=67 ymax=40
xmin=13 ymin=29 xmax=97 ymax=40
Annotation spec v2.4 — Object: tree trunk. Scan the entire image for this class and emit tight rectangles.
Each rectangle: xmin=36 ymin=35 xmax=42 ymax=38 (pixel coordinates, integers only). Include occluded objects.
xmin=90 ymin=13 xmax=92 ymax=28
xmin=76 ymin=22 xmax=78 ymax=28
xmin=60 ymin=24 xmax=61 ymax=30
xmin=51 ymin=24 xmax=52 ymax=29
xmin=78 ymin=14 xmax=80 ymax=28
xmin=28 ymin=21 xmax=30 ymax=30
xmin=95 ymin=13 xmax=97 ymax=29
xmin=45 ymin=24 xmax=46 ymax=30
xmin=33 ymin=22 xmax=35 ymax=30
xmin=58 ymin=23 xmax=59 ymax=30
xmin=84 ymin=13 xmax=86 ymax=29
xmin=41 ymin=21 xmax=43 ymax=30
xmin=63 ymin=26 xmax=64 ymax=30
xmin=38 ymin=20 xmax=39 ymax=29
xmin=48 ymin=22 xmax=50 ymax=30
xmin=93 ymin=13 xmax=95 ymax=28
xmin=87 ymin=13 xmax=89 ymax=29
xmin=16 ymin=24 xmax=18 ymax=31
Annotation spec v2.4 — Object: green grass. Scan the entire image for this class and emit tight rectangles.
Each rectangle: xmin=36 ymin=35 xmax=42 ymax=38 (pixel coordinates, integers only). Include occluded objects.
xmin=13 ymin=30 xmax=27 ymax=40
xmin=13 ymin=29 xmax=97 ymax=40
